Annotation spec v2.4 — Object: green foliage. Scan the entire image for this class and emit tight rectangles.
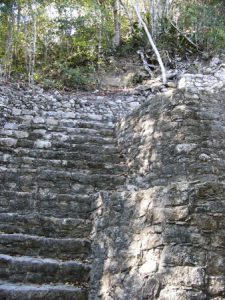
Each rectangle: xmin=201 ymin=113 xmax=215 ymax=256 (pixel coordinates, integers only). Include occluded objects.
xmin=0 ymin=0 xmax=224 ymax=88
xmin=165 ymin=0 xmax=225 ymax=55
xmin=42 ymin=78 xmax=57 ymax=90
xmin=131 ymin=72 xmax=144 ymax=85
xmin=62 ymin=65 xmax=96 ymax=89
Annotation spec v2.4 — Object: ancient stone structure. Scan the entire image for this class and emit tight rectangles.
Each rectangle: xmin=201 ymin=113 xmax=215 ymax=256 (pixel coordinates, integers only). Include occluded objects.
xmin=0 ymin=68 xmax=224 ymax=299
xmin=0 ymin=85 xmax=139 ymax=299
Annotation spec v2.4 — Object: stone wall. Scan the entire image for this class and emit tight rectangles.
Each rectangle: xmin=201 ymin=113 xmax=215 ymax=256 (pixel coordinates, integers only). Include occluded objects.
xmin=0 ymin=69 xmax=225 ymax=299
xmin=0 ymin=83 xmax=140 ymax=299
xmin=0 ymin=84 xmax=140 ymax=121
xmin=91 ymin=71 xmax=225 ymax=299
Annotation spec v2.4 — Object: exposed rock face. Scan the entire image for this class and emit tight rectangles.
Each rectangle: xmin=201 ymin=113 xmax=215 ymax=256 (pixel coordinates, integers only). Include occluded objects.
xmin=0 ymin=69 xmax=225 ymax=300
xmin=90 ymin=71 xmax=225 ymax=299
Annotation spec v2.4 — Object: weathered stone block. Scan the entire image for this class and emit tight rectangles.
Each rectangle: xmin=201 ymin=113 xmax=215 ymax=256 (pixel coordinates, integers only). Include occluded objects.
xmin=4 ymin=123 xmax=18 ymax=130
xmin=141 ymin=234 xmax=163 ymax=250
xmin=33 ymin=117 xmax=45 ymax=124
xmin=159 ymin=266 xmax=205 ymax=287
xmin=159 ymin=287 xmax=207 ymax=300
xmin=209 ymin=276 xmax=225 ymax=296
xmin=152 ymin=206 xmax=189 ymax=223
xmin=34 ymin=140 xmax=51 ymax=149
xmin=0 ymin=138 xmax=17 ymax=147
xmin=14 ymin=131 xmax=29 ymax=139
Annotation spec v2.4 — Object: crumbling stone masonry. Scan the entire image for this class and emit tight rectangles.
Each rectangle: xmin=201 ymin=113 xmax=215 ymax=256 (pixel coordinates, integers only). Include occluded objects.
xmin=90 ymin=70 xmax=225 ymax=299
xmin=0 ymin=69 xmax=224 ymax=300
xmin=0 ymin=86 xmax=138 ymax=299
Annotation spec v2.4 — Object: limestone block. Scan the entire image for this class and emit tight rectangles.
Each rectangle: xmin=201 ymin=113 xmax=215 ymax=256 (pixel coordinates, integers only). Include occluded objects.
xmin=159 ymin=287 xmax=207 ymax=300
xmin=4 ymin=123 xmax=18 ymax=130
xmin=46 ymin=118 xmax=58 ymax=125
xmin=14 ymin=131 xmax=29 ymax=139
xmin=207 ymin=251 xmax=225 ymax=275
xmin=139 ymin=260 xmax=158 ymax=274
xmin=33 ymin=117 xmax=45 ymax=124
xmin=175 ymin=143 xmax=197 ymax=154
xmin=62 ymin=112 xmax=75 ymax=119
xmin=209 ymin=276 xmax=225 ymax=296
xmin=0 ymin=138 xmax=17 ymax=147
xmin=86 ymin=113 xmax=103 ymax=121
xmin=159 ymin=266 xmax=205 ymax=287
xmin=34 ymin=140 xmax=51 ymax=149
xmin=211 ymin=231 xmax=225 ymax=249
xmin=22 ymin=115 xmax=33 ymax=124
xmin=141 ymin=234 xmax=162 ymax=250
xmin=160 ymin=245 xmax=206 ymax=267
xmin=12 ymin=108 xmax=21 ymax=115
xmin=152 ymin=206 xmax=189 ymax=223
xmin=0 ymin=129 xmax=13 ymax=136
xmin=199 ymin=153 xmax=211 ymax=161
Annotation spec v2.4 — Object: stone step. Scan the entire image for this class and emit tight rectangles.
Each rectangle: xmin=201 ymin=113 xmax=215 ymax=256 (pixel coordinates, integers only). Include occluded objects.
xmin=10 ymin=113 xmax=114 ymax=123
xmin=51 ymin=143 xmax=119 ymax=154
xmin=0 ymin=155 xmax=126 ymax=174
xmin=0 ymin=191 xmax=93 ymax=218
xmin=54 ymin=120 xmax=115 ymax=131
xmin=0 ymin=234 xmax=91 ymax=261
xmin=41 ymin=110 xmax=116 ymax=121
xmin=0 ymin=169 xmax=126 ymax=190
xmin=0 ymin=137 xmax=118 ymax=151
xmin=11 ymin=118 xmax=116 ymax=131
xmin=29 ymin=134 xmax=115 ymax=145
xmin=65 ymin=135 xmax=115 ymax=145
xmin=0 ymin=254 xmax=90 ymax=285
xmin=0 ymin=129 xmax=115 ymax=147
xmin=62 ymin=161 xmax=126 ymax=174
xmin=37 ymin=172 xmax=126 ymax=191
xmin=13 ymin=148 xmax=123 ymax=164
xmin=0 ymin=213 xmax=92 ymax=238
xmin=0 ymin=126 xmax=115 ymax=140
xmin=65 ymin=126 xmax=115 ymax=137
xmin=0 ymin=179 xmax=94 ymax=196
xmin=14 ymin=140 xmax=119 ymax=155
xmin=0 ymin=281 xmax=88 ymax=300
xmin=44 ymin=172 xmax=125 ymax=186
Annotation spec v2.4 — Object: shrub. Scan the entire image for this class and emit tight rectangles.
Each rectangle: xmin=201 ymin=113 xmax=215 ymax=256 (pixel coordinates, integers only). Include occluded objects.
xmin=169 ymin=1 xmax=225 ymax=54
xmin=62 ymin=66 xmax=96 ymax=89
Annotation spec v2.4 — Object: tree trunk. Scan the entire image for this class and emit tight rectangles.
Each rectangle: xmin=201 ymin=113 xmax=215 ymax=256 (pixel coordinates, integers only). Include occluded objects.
xmin=150 ymin=0 xmax=172 ymax=37
xmin=112 ymin=0 xmax=121 ymax=48
xmin=118 ymin=0 xmax=134 ymax=34
xmin=25 ymin=0 xmax=37 ymax=85
xmin=3 ymin=1 xmax=15 ymax=80
xmin=13 ymin=2 xmax=22 ymax=68
xmin=30 ymin=3 xmax=37 ymax=85
xmin=133 ymin=3 xmax=167 ymax=84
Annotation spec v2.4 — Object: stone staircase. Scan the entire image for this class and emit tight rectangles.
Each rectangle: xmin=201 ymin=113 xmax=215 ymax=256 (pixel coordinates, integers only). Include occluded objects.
xmin=0 ymin=89 xmax=132 ymax=299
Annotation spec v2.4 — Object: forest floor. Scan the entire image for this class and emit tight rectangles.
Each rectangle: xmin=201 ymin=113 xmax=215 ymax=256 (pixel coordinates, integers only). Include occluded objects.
xmin=1 ymin=52 xmax=224 ymax=96
xmin=92 ymin=52 xmax=225 ymax=92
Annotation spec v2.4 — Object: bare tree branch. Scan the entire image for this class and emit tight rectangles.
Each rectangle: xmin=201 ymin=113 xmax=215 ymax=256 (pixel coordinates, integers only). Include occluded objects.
xmin=168 ymin=19 xmax=200 ymax=51
xmin=137 ymin=50 xmax=153 ymax=77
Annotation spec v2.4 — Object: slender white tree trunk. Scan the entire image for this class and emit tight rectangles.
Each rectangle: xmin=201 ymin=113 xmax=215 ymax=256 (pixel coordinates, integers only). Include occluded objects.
xmin=150 ymin=0 xmax=172 ymax=37
xmin=133 ymin=3 xmax=167 ymax=84
xmin=97 ymin=9 xmax=103 ymax=66
xmin=30 ymin=2 xmax=37 ymax=85
xmin=3 ymin=2 xmax=15 ymax=80
xmin=25 ymin=0 xmax=37 ymax=85
xmin=112 ymin=0 xmax=121 ymax=48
